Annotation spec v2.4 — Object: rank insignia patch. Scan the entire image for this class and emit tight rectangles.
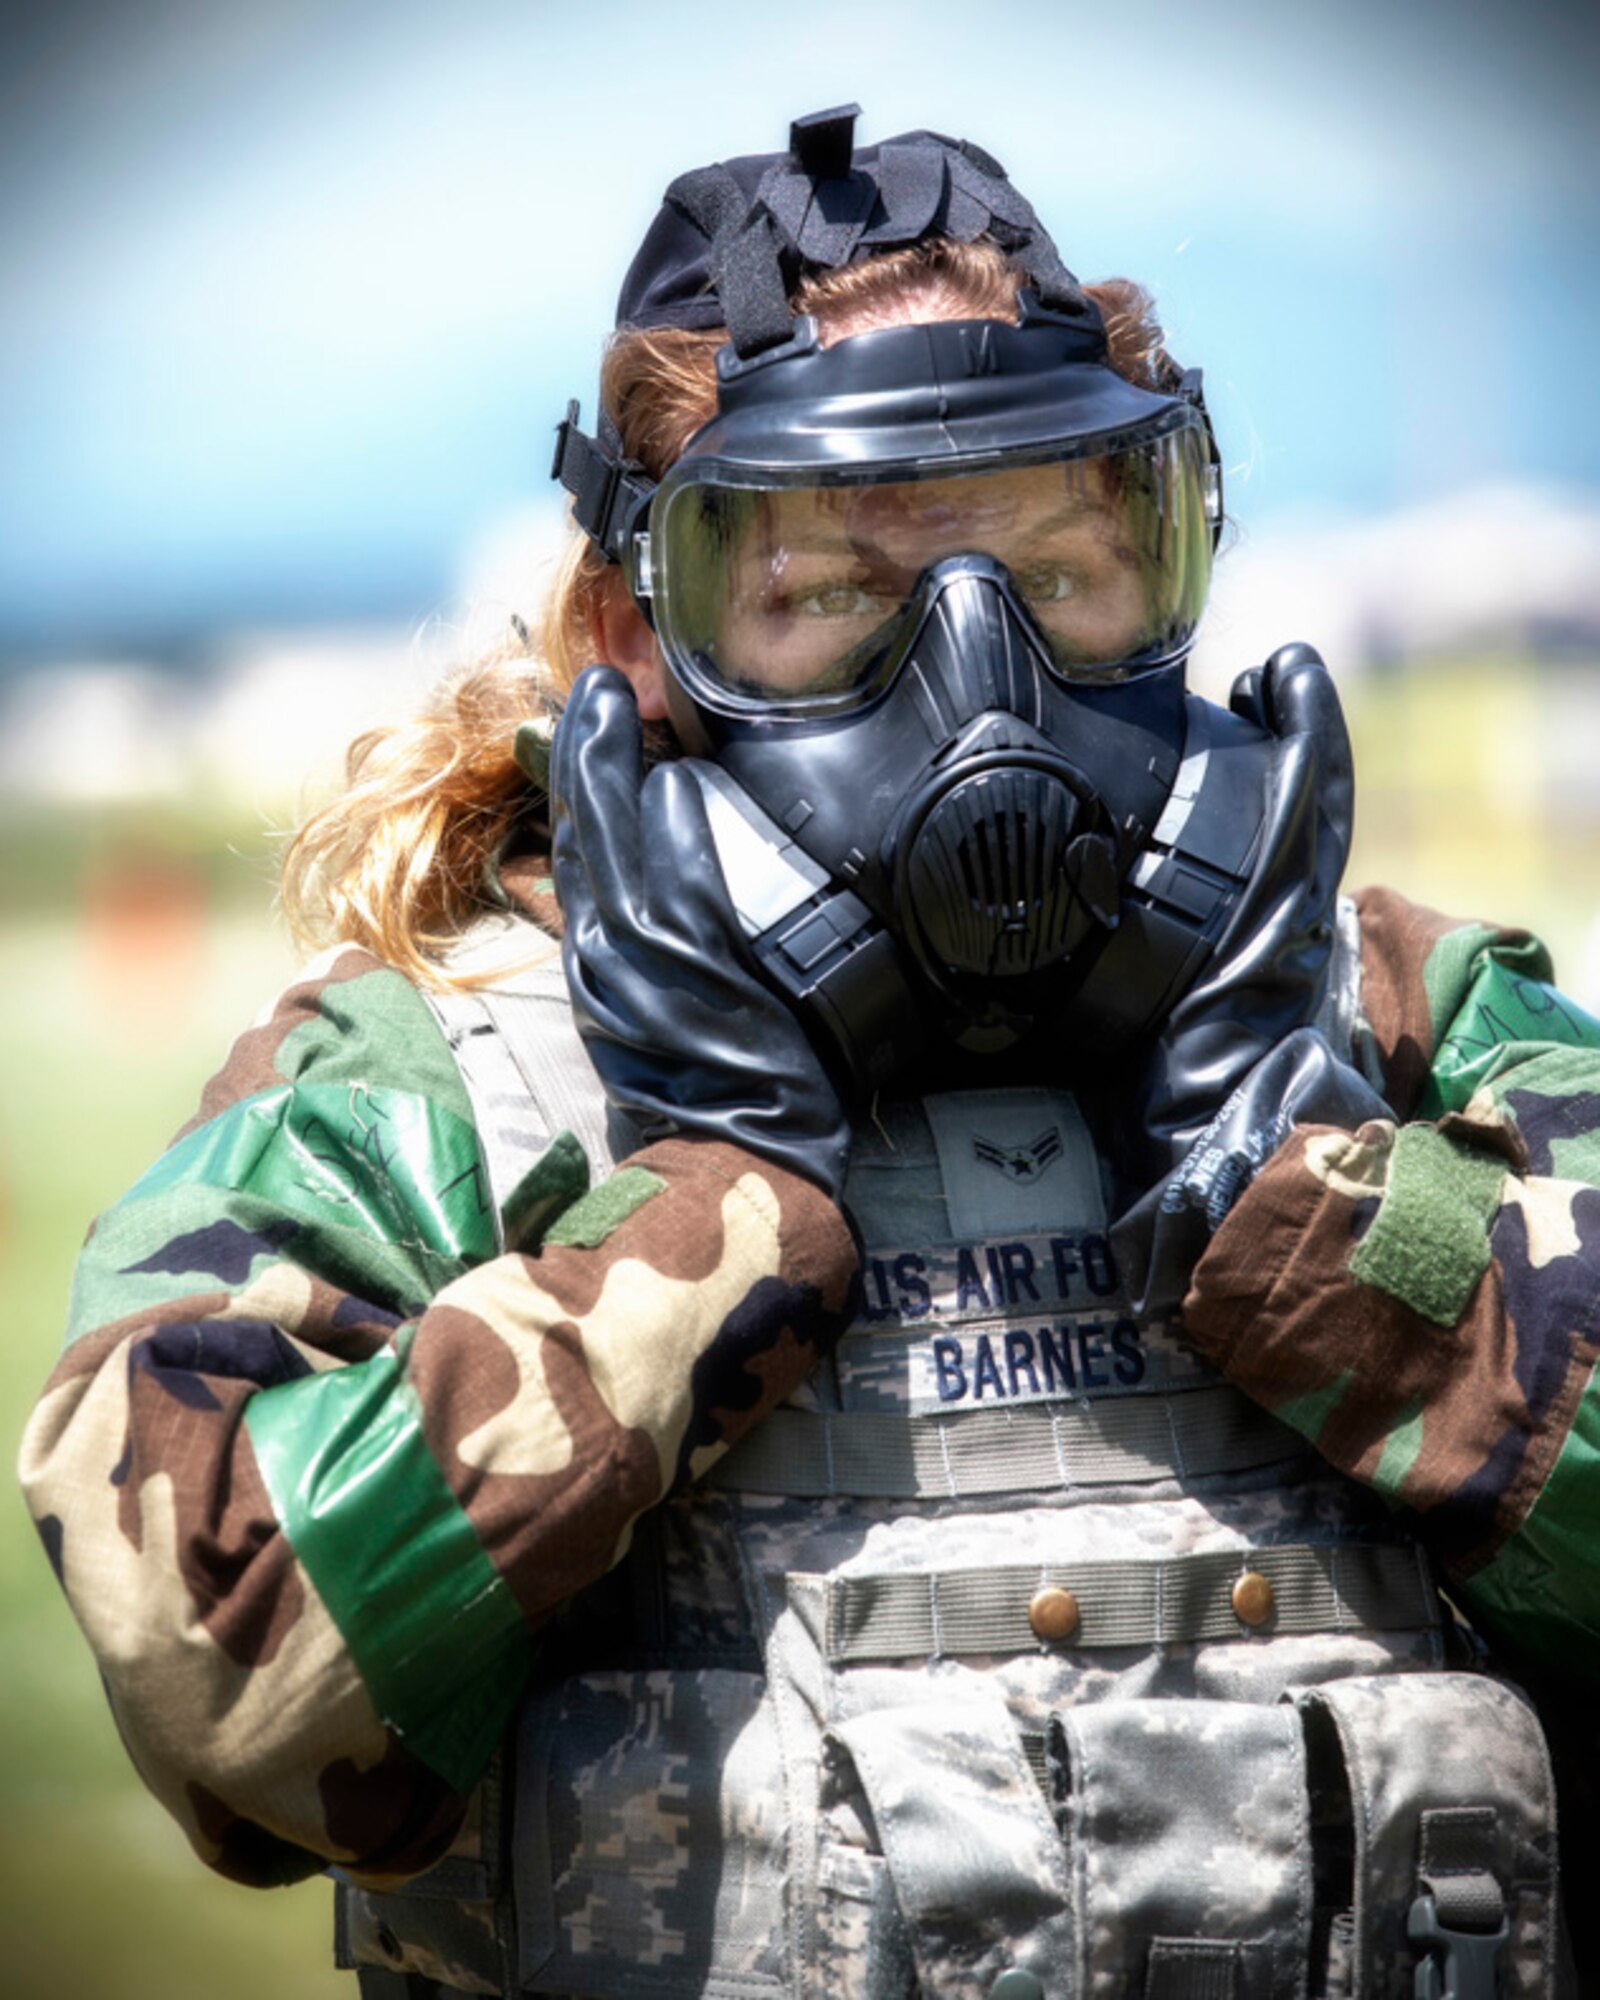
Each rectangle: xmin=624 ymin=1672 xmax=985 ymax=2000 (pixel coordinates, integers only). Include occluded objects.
xmin=973 ymin=1127 xmax=1063 ymax=1184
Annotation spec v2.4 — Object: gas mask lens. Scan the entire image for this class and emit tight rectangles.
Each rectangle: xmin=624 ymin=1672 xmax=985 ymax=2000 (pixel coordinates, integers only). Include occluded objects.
xmin=650 ymin=424 xmax=1214 ymax=712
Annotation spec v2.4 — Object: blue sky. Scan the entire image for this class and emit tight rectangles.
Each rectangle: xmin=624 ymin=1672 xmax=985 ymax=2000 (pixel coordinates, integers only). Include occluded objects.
xmin=1 ymin=0 xmax=1595 ymax=656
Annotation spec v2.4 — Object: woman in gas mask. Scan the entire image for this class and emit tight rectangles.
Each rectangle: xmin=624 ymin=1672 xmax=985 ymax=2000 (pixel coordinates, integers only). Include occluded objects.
xmin=22 ymin=107 xmax=1599 ymax=1998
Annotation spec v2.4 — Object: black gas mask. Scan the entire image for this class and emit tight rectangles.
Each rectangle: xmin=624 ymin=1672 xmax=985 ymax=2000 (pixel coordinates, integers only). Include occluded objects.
xmin=555 ymin=108 xmax=1292 ymax=1098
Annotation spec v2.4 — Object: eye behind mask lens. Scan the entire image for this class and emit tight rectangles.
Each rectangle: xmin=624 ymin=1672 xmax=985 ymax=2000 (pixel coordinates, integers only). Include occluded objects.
xmin=652 ymin=429 xmax=1212 ymax=714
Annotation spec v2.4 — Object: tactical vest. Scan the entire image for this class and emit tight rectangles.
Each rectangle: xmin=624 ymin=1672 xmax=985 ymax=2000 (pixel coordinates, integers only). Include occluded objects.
xmin=337 ymin=910 xmax=1563 ymax=2000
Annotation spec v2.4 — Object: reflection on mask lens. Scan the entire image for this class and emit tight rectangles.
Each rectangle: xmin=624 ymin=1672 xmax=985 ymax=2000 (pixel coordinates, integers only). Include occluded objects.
xmin=655 ymin=428 xmax=1212 ymax=710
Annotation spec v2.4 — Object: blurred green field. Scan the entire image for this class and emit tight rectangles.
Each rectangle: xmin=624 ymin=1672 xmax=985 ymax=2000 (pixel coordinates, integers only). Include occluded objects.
xmin=1343 ymin=655 xmax=1600 ymax=988
xmin=0 ymin=867 xmax=343 ymax=2000
xmin=1 ymin=652 xmax=1596 ymax=1999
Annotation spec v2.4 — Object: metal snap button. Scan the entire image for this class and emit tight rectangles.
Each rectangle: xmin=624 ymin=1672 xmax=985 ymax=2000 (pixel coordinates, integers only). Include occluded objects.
xmin=989 ymin=1969 xmax=1046 ymax=2000
xmin=1231 ymin=1569 xmax=1275 ymax=1627
xmin=1028 ymin=1585 xmax=1080 ymax=1643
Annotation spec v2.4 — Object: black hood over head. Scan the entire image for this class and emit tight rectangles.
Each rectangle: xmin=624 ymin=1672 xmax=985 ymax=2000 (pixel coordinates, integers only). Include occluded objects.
xmin=615 ymin=103 xmax=1092 ymax=360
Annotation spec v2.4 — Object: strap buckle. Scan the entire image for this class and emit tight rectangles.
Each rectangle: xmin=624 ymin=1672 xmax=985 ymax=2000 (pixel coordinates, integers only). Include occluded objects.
xmin=1407 ymin=1892 xmax=1509 ymax=2000
xmin=550 ymin=400 xmax=656 ymax=566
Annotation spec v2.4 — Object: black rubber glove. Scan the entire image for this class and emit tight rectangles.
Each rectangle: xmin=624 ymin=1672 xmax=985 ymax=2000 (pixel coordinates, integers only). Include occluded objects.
xmin=1114 ymin=1026 xmax=1391 ymax=1315
xmin=551 ymin=665 xmax=851 ymax=1202
xmin=1123 ymin=642 xmax=1358 ymax=1192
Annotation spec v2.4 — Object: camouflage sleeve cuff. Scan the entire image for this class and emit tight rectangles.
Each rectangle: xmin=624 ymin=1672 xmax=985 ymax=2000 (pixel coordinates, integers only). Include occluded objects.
xmin=1351 ymin=884 xmax=1566 ymax=1117
xmin=244 ymin=1135 xmax=857 ymax=1794
xmin=21 ymin=940 xmax=860 ymax=1886
xmin=26 ymin=1124 xmax=854 ymax=1880
xmin=406 ymin=1134 xmax=859 ymax=1614
xmin=1183 ymin=1114 xmax=1600 ymax=1682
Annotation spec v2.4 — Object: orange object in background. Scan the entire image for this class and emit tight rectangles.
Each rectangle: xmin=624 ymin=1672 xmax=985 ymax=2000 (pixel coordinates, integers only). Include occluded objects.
xmin=80 ymin=849 xmax=209 ymax=1030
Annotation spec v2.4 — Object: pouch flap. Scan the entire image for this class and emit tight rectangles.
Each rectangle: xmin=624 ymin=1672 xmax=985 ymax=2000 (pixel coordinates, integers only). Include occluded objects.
xmin=832 ymin=1691 xmax=1074 ymax=2000
xmin=1291 ymin=1672 xmax=1557 ymax=1996
xmin=1053 ymin=1698 xmax=1310 ymax=1999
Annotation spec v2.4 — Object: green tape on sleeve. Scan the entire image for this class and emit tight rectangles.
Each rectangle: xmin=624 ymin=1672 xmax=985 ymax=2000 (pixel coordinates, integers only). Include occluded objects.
xmin=124 ymin=1082 xmax=497 ymax=1268
xmin=245 ymin=1345 xmax=531 ymax=1794
xmin=1461 ymin=1363 xmax=1600 ymax=1683
xmin=1422 ymin=939 xmax=1600 ymax=1121
xmin=1419 ymin=923 xmax=1529 ymax=1047
xmin=544 ymin=1165 xmax=667 ymax=1249
xmin=1347 ymin=1123 xmax=1506 ymax=1326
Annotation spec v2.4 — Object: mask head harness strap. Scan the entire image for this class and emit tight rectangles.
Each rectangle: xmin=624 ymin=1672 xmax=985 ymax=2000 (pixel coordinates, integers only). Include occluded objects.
xmin=659 ymin=103 xmax=1094 ymax=359
xmin=553 ymin=105 xmax=1210 ymax=567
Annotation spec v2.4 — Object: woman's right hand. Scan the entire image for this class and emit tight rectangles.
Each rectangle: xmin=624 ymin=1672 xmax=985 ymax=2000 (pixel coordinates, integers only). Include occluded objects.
xmin=551 ymin=664 xmax=852 ymax=1202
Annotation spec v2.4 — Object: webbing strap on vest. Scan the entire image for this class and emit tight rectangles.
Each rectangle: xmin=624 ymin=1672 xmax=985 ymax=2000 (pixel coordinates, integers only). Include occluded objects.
xmin=824 ymin=1541 xmax=1437 ymax=1662
xmin=425 ymin=924 xmax=621 ymax=1246
xmin=708 ymin=1383 xmax=1302 ymax=1498
xmin=1143 ymin=1938 xmax=1242 ymax=1999
xmin=473 ymin=979 xmax=618 ymax=1179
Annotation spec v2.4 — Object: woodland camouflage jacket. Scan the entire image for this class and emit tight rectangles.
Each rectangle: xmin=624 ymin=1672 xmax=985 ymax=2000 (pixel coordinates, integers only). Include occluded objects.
xmin=17 ymin=882 xmax=1600 ymax=1892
